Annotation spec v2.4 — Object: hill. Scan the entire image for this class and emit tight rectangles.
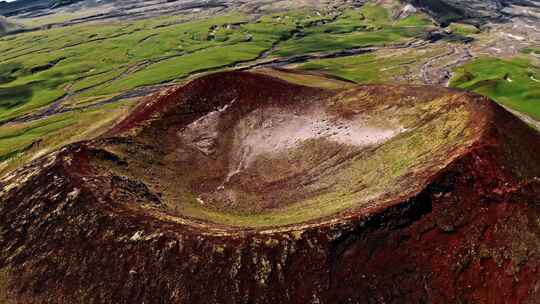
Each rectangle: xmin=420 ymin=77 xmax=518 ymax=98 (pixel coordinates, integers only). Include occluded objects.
xmin=1 ymin=71 xmax=540 ymax=303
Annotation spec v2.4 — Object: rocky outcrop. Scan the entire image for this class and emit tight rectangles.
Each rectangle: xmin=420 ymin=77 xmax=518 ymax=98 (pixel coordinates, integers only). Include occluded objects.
xmin=409 ymin=0 xmax=540 ymax=25
xmin=0 ymin=16 xmax=20 ymax=35
xmin=1 ymin=71 xmax=540 ymax=303
xmin=0 ymin=0 xmax=82 ymax=17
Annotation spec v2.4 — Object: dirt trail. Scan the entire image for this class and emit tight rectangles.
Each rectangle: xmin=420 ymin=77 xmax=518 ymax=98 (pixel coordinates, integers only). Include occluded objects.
xmin=420 ymin=45 xmax=472 ymax=86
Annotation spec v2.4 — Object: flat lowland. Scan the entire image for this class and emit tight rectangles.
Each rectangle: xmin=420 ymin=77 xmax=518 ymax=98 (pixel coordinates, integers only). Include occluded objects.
xmin=1 ymin=71 xmax=540 ymax=303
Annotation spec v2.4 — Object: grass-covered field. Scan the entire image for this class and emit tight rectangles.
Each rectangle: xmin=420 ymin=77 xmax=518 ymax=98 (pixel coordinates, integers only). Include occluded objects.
xmin=297 ymin=47 xmax=443 ymax=83
xmin=522 ymin=47 xmax=540 ymax=57
xmin=0 ymin=5 xmax=432 ymax=123
xmin=302 ymin=48 xmax=540 ymax=122
xmin=450 ymin=56 xmax=540 ymax=120
xmin=274 ymin=4 xmax=433 ymax=56
xmin=0 ymin=99 xmax=134 ymax=175
xmin=0 ymin=13 xmax=256 ymax=122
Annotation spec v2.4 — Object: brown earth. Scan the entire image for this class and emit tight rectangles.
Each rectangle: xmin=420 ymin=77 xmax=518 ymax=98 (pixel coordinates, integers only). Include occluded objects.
xmin=1 ymin=71 xmax=540 ymax=303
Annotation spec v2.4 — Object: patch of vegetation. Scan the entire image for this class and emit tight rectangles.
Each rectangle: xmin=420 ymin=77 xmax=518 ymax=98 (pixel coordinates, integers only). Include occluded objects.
xmin=447 ymin=22 xmax=480 ymax=36
xmin=297 ymin=48 xmax=441 ymax=83
xmin=10 ymin=9 xmax=100 ymax=27
xmin=0 ymin=99 xmax=135 ymax=175
xmin=521 ymin=47 xmax=540 ymax=57
xmin=0 ymin=5 xmax=435 ymax=123
xmin=0 ymin=62 xmax=22 ymax=84
xmin=0 ymin=84 xmax=33 ymax=109
xmin=0 ymin=115 xmax=75 ymax=162
xmin=274 ymin=5 xmax=433 ymax=57
xmin=450 ymin=57 xmax=540 ymax=120
xmin=299 ymin=52 xmax=405 ymax=83
xmin=0 ymin=13 xmax=303 ymax=122
xmin=0 ymin=143 xmax=33 ymax=162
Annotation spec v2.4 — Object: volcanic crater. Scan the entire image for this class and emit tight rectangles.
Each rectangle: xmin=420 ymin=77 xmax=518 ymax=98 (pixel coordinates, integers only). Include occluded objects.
xmin=86 ymin=71 xmax=483 ymax=229
xmin=1 ymin=71 xmax=540 ymax=303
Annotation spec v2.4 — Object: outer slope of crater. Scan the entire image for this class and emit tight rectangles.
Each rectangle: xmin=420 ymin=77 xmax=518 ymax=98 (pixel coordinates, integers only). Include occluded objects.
xmin=1 ymin=71 xmax=540 ymax=303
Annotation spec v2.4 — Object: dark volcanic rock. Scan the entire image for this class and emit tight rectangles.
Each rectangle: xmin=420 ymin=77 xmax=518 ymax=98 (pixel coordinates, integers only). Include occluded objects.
xmin=0 ymin=0 xmax=83 ymax=17
xmin=1 ymin=72 xmax=540 ymax=303
xmin=0 ymin=16 xmax=19 ymax=35
xmin=409 ymin=0 xmax=540 ymax=25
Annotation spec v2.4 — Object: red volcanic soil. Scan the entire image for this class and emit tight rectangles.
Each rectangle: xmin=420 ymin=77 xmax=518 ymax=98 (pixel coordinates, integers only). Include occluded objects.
xmin=1 ymin=71 xmax=540 ymax=304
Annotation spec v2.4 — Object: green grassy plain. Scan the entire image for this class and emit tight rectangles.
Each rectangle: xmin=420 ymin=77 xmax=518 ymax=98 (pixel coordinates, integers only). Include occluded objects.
xmin=297 ymin=47 xmax=443 ymax=83
xmin=450 ymin=56 xmax=540 ymax=120
xmin=274 ymin=5 xmax=433 ymax=56
xmin=447 ymin=23 xmax=480 ymax=36
xmin=0 ymin=13 xmax=256 ymax=122
xmin=0 ymin=115 xmax=75 ymax=161
xmin=0 ymin=4 xmax=432 ymax=124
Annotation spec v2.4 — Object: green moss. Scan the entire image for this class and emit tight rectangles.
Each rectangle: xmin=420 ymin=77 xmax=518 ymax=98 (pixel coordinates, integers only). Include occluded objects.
xmin=0 ymin=13 xmax=274 ymax=121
